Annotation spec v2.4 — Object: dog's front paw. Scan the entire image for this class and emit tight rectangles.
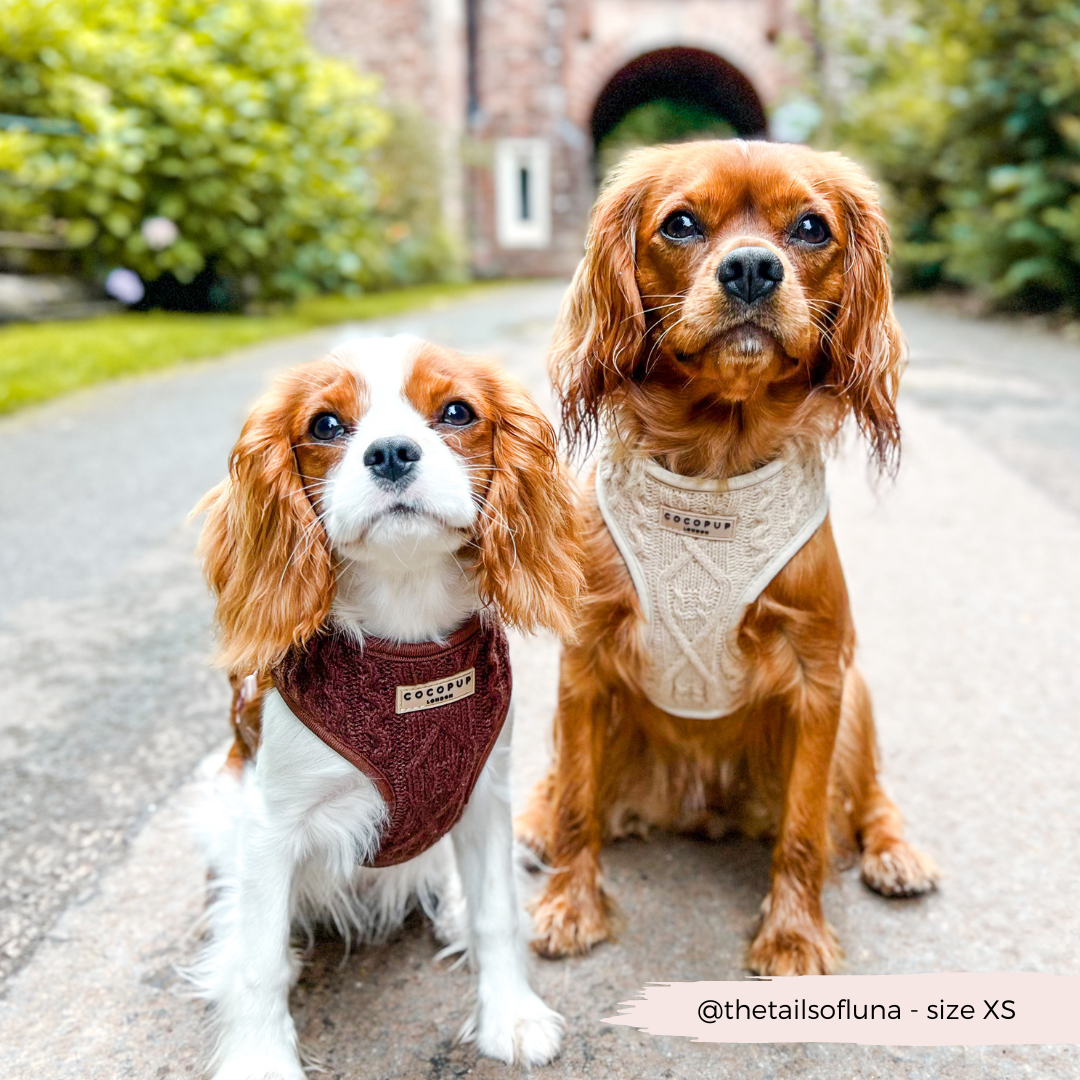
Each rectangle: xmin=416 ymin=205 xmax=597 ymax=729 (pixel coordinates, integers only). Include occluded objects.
xmin=747 ymin=899 xmax=841 ymax=976
xmin=861 ymin=840 xmax=938 ymax=898
xmin=530 ymin=881 xmax=615 ymax=958
xmin=528 ymin=850 xmax=616 ymax=958
xmin=211 ymin=1053 xmax=306 ymax=1080
xmin=467 ymin=988 xmax=564 ymax=1066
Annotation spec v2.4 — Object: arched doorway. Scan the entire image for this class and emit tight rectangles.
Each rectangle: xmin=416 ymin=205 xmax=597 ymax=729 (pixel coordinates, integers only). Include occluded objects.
xmin=591 ymin=47 xmax=767 ymax=179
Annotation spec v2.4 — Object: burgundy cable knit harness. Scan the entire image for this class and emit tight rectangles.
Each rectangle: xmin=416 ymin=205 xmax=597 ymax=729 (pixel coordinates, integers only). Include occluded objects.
xmin=272 ymin=615 xmax=511 ymax=867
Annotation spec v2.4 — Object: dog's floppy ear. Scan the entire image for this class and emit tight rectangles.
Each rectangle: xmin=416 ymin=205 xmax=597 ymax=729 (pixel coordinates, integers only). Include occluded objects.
xmin=552 ymin=159 xmax=647 ymax=460
xmin=824 ymin=159 xmax=906 ymax=474
xmin=196 ymin=382 xmax=335 ymax=675
xmin=471 ymin=374 xmax=584 ymax=640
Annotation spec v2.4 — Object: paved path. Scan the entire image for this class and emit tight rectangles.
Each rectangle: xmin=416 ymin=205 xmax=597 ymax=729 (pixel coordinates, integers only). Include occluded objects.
xmin=1 ymin=285 xmax=1077 ymax=1079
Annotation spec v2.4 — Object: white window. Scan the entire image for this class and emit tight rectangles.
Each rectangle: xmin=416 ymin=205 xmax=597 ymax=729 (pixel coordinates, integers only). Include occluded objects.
xmin=494 ymin=138 xmax=552 ymax=249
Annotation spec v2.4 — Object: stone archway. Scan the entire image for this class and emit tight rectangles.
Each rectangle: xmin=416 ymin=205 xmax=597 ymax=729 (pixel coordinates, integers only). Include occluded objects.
xmin=312 ymin=0 xmax=795 ymax=276
xmin=590 ymin=46 xmax=767 ymax=151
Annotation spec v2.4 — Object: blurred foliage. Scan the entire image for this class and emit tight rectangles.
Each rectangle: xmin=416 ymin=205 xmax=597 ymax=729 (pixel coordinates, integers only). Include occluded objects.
xmin=825 ymin=0 xmax=1080 ymax=310
xmin=596 ymin=100 xmax=736 ymax=181
xmin=0 ymin=280 xmax=494 ymax=414
xmin=0 ymin=0 xmax=460 ymax=301
xmin=368 ymin=102 xmax=462 ymax=288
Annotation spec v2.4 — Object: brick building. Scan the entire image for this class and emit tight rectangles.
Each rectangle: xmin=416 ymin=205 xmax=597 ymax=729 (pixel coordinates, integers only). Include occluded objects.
xmin=312 ymin=0 xmax=802 ymax=277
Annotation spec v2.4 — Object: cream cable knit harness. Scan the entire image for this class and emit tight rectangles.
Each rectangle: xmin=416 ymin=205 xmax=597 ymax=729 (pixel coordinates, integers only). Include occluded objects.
xmin=596 ymin=442 xmax=829 ymax=719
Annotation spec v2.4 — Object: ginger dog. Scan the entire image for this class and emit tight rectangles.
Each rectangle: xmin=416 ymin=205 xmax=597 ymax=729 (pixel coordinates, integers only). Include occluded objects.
xmin=517 ymin=140 xmax=937 ymax=977
xmin=193 ymin=337 xmax=581 ymax=1077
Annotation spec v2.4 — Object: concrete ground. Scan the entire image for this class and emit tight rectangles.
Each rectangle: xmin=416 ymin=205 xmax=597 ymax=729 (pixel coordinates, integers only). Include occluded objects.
xmin=1 ymin=283 xmax=1077 ymax=1079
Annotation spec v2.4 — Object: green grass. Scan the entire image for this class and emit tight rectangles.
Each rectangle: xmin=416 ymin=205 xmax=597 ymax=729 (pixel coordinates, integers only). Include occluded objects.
xmin=0 ymin=280 xmax=497 ymax=415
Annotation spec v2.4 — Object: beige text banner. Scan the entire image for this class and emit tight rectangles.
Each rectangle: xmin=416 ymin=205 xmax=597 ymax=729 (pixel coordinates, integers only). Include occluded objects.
xmin=603 ymin=974 xmax=1080 ymax=1045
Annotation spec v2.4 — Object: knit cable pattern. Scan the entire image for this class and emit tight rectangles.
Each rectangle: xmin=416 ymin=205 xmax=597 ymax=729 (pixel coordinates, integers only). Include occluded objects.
xmin=272 ymin=615 xmax=511 ymax=866
xmin=596 ymin=443 xmax=828 ymax=719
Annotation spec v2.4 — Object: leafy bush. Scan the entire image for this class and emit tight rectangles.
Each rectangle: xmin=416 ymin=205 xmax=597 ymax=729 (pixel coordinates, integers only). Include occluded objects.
xmin=367 ymin=103 xmax=462 ymax=289
xmin=827 ymin=0 xmax=1080 ymax=310
xmin=0 ymin=0 xmax=459 ymax=300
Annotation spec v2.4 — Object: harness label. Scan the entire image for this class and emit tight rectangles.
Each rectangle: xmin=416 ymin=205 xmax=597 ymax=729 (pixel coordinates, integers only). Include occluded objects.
xmin=658 ymin=505 xmax=737 ymax=541
xmin=396 ymin=667 xmax=476 ymax=714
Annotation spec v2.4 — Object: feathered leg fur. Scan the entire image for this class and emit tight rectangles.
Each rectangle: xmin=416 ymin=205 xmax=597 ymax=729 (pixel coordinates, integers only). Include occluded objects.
xmin=189 ymin=696 xmax=556 ymax=1080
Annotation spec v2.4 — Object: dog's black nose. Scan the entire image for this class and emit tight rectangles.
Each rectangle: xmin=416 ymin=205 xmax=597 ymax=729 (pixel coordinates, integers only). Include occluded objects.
xmin=717 ymin=246 xmax=784 ymax=304
xmin=363 ymin=436 xmax=422 ymax=484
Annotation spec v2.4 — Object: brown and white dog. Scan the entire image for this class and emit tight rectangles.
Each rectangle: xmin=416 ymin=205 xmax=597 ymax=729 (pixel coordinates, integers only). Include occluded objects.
xmin=516 ymin=140 xmax=937 ymax=976
xmin=192 ymin=336 xmax=581 ymax=1079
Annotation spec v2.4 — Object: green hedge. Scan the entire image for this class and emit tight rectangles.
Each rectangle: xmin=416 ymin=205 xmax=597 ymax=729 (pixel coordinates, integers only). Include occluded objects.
xmin=828 ymin=0 xmax=1080 ymax=311
xmin=0 ymin=0 xmax=458 ymax=298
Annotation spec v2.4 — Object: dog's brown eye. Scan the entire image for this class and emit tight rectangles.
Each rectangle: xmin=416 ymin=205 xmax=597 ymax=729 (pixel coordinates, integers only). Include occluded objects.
xmin=310 ymin=413 xmax=346 ymax=441
xmin=660 ymin=211 xmax=702 ymax=242
xmin=440 ymin=401 xmax=475 ymax=427
xmin=793 ymin=214 xmax=831 ymax=245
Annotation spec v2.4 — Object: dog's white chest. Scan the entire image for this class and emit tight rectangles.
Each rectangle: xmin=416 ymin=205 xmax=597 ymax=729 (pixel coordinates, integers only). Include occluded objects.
xmin=596 ymin=446 xmax=829 ymax=719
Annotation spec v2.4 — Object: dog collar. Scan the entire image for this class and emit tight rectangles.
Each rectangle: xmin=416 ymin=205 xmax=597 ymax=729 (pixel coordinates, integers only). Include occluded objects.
xmin=272 ymin=614 xmax=511 ymax=866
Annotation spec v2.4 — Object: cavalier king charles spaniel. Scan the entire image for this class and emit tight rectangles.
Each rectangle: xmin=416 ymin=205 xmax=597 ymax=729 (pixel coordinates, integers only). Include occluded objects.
xmin=191 ymin=335 xmax=581 ymax=1079
xmin=516 ymin=140 xmax=937 ymax=977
